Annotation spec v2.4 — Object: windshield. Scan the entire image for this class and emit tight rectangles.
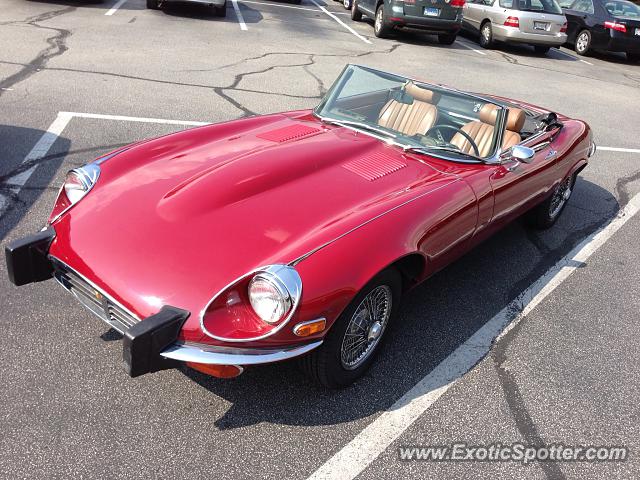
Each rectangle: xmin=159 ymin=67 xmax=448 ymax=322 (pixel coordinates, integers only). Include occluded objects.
xmin=604 ymin=0 xmax=640 ymax=16
xmin=512 ymin=0 xmax=563 ymax=14
xmin=314 ymin=65 xmax=507 ymax=161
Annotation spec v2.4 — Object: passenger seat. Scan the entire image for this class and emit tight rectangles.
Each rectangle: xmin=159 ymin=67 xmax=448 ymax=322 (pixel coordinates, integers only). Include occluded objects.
xmin=450 ymin=104 xmax=525 ymax=157
xmin=377 ymin=82 xmax=441 ymax=136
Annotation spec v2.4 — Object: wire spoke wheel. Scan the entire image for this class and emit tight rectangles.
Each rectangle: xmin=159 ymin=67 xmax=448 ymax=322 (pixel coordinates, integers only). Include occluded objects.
xmin=340 ymin=285 xmax=392 ymax=370
xmin=549 ymin=177 xmax=573 ymax=218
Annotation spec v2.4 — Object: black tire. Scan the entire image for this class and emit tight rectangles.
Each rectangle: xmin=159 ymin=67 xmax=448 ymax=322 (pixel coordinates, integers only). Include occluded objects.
xmin=374 ymin=5 xmax=391 ymax=38
xmin=526 ymin=174 xmax=575 ymax=229
xmin=575 ymin=29 xmax=592 ymax=56
xmin=479 ymin=21 xmax=494 ymax=49
xmin=438 ymin=33 xmax=457 ymax=45
xmin=146 ymin=0 xmax=160 ymax=9
xmin=214 ymin=2 xmax=227 ymax=16
xmin=351 ymin=0 xmax=362 ymax=20
xmin=627 ymin=52 xmax=640 ymax=63
xmin=299 ymin=269 xmax=401 ymax=388
xmin=534 ymin=45 xmax=550 ymax=55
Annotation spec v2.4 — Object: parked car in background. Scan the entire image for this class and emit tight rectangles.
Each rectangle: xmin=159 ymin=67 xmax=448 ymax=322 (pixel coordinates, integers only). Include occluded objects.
xmin=146 ymin=0 xmax=228 ymax=17
xmin=561 ymin=0 xmax=640 ymax=61
xmin=462 ymin=0 xmax=568 ymax=54
xmin=335 ymin=0 xmax=354 ymax=10
xmin=350 ymin=0 xmax=465 ymax=43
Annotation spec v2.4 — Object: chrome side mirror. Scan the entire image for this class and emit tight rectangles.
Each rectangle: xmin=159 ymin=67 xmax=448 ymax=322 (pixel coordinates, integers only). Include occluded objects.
xmin=511 ymin=145 xmax=535 ymax=164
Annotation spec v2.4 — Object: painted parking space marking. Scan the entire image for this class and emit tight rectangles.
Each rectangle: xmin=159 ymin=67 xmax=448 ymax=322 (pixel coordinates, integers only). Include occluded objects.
xmin=552 ymin=48 xmax=594 ymax=65
xmin=232 ymin=0 xmax=248 ymax=30
xmin=0 ymin=112 xmax=209 ymax=218
xmin=455 ymin=39 xmax=486 ymax=56
xmin=598 ymin=146 xmax=640 ymax=154
xmin=306 ymin=192 xmax=640 ymax=478
xmin=105 ymin=0 xmax=129 ymax=16
xmin=310 ymin=0 xmax=372 ymax=44
xmin=241 ymin=0 xmax=350 ymax=14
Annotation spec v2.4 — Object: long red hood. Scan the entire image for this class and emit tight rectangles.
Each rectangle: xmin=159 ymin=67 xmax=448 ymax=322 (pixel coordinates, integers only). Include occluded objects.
xmin=49 ymin=111 xmax=454 ymax=338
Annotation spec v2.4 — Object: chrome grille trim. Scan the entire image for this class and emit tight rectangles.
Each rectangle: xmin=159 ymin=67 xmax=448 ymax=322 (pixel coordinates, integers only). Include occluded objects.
xmin=50 ymin=256 xmax=140 ymax=334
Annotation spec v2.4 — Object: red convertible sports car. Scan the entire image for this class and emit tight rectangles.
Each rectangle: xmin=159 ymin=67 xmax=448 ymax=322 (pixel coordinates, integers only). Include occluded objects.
xmin=6 ymin=65 xmax=595 ymax=388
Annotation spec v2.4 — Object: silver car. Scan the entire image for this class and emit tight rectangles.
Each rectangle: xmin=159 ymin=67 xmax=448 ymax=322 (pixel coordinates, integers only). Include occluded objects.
xmin=462 ymin=0 xmax=568 ymax=54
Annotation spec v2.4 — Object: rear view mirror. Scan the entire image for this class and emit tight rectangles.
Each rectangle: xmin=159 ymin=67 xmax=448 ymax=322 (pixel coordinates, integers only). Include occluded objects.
xmin=511 ymin=145 xmax=535 ymax=163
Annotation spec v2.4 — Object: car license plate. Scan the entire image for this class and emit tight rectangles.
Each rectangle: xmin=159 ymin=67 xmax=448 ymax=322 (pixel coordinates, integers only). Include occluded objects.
xmin=635 ymin=28 xmax=640 ymax=36
xmin=424 ymin=7 xmax=440 ymax=17
xmin=534 ymin=21 xmax=549 ymax=31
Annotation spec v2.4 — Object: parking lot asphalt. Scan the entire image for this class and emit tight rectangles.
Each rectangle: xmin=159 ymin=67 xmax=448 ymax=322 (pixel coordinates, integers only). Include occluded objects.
xmin=1 ymin=0 xmax=640 ymax=478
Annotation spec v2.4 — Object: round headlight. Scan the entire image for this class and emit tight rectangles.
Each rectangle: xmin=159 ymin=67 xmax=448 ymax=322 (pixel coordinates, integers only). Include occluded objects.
xmin=248 ymin=274 xmax=292 ymax=324
xmin=63 ymin=164 xmax=100 ymax=206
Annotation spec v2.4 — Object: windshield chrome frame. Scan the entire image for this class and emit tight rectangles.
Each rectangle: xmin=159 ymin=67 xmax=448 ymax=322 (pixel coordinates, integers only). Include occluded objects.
xmin=313 ymin=64 xmax=510 ymax=165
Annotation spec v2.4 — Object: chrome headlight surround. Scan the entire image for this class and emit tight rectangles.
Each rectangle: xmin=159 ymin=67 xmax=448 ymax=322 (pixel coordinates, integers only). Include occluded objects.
xmin=50 ymin=163 xmax=101 ymax=223
xmin=200 ymin=264 xmax=303 ymax=342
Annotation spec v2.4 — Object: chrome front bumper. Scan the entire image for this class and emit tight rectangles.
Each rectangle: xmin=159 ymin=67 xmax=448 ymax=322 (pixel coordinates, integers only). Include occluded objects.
xmin=160 ymin=340 xmax=323 ymax=365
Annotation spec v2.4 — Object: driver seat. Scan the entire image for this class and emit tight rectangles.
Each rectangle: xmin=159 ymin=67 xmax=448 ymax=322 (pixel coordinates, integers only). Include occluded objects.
xmin=377 ymin=82 xmax=441 ymax=136
xmin=450 ymin=104 xmax=525 ymax=157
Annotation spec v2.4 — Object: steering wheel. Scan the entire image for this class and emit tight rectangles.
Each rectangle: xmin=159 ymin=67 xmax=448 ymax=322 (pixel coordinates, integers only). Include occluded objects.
xmin=426 ymin=124 xmax=481 ymax=157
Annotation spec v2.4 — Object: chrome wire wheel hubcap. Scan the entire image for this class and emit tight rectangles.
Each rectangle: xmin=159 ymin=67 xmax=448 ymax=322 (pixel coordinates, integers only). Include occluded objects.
xmin=340 ymin=285 xmax=392 ymax=370
xmin=549 ymin=177 xmax=572 ymax=218
xmin=482 ymin=25 xmax=490 ymax=42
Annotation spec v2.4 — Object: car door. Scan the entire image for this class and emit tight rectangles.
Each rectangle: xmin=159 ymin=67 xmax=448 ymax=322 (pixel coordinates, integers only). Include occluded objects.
xmin=463 ymin=0 xmax=485 ymax=32
xmin=489 ymin=127 xmax=562 ymax=225
xmin=562 ymin=0 xmax=594 ymax=42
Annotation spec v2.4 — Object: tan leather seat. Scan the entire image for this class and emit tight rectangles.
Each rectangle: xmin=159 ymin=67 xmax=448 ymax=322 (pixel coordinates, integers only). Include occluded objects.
xmin=451 ymin=104 xmax=525 ymax=158
xmin=377 ymin=82 xmax=441 ymax=136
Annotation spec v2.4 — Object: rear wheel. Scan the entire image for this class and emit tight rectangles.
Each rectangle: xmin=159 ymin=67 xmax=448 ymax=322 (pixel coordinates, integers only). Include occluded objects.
xmin=479 ymin=21 xmax=494 ymax=49
xmin=343 ymin=0 xmax=353 ymax=9
xmin=526 ymin=174 xmax=575 ymax=229
xmin=438 ymin=33 xmax=457 ymax=45
xmin=534 ymin=45 xmax=550 ymax=55
xmin=299 ymin=269 xmax=401 ymax=388
xmin=214 ymin=1 xmax=227 ymax=16
xmin=351 ymin=0 xmax=362 ymax=20
xmin=146 ymin=0 xmax=160 ymax=9
xmin=627 ymin=52 xmax=640 ymax=63
xmin=374 ymin=5 xmax=391 ymax=38
xmin=575 ymin=29 xmax=592 ymax=56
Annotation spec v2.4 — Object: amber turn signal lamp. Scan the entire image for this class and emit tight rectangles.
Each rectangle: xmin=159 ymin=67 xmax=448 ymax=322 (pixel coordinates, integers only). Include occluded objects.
xmin=186 ymin=362 xmax=244 ymax=378
xmin=293 ymin=318 xmax=326 ymax=337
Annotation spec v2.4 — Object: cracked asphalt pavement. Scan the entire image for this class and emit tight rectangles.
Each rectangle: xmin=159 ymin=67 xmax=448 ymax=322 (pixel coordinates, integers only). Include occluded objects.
xmin=1 ymin=0 xmax=639 ymax=478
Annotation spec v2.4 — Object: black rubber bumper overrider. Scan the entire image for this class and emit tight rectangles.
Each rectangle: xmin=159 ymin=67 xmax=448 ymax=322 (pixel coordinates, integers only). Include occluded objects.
xmin=5 ymin=226 xmax=56 ymax=286
xmin=123 ymin=306 xmax=190 ymax=378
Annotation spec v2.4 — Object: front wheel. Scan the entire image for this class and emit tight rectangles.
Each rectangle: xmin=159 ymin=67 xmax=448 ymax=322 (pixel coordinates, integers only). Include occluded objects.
xmin=534 ymin=45 xmax=550 ymax=55
xmin=438 ymin=33 xmax=457 ymax=45
xmin=146 ymin=0 xmax=160 ymax=9
xmin=575 ymin=29 xmax=592 ymax=56
xmin=374 ymin=5 xmax=391 ymax=38
xmin=351 ymin=0 xmax=362 ymax=20
xmin=526 ymin=174 xmax=575 ymax=229
xmin=479 ymin=22 xmax=494 ymax=49
xmin=299 ymin=269 xmax=401 ymax=388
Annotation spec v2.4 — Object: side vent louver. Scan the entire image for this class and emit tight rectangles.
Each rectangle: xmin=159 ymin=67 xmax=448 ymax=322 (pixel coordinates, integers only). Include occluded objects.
xmin=257 ymin=124 xmax=321 ymax=143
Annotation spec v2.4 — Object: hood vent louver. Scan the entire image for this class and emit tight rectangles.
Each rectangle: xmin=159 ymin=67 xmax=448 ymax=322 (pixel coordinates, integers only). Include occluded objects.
xmin=343 ymin=152 xmax=407 ymax=181
xmin=257 ymin=124 xmax=321 ymax=143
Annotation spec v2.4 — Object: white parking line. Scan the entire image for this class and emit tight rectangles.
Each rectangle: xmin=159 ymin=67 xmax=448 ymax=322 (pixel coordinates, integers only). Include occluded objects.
xmin=0 ymin=112 xmax=73 ymax=217
xmin=310 ymin=0 xmax=372 ymax=44
xmin=232 ymin=0 xmax=248 ymax=30
xmin=306 ymin=191 xmax=640 ymax=479
xmin=105 ymin=0 xmax=129 ymax=16
xmin=598 ymin=146 xmax=640 ymax=153
xmin=552 ymin=48 xmax=593 ymax=65
xmin=61 ymin=111 xmax=209 ymax=126
xmin=455 ymin=40 xmax=486 ymax=56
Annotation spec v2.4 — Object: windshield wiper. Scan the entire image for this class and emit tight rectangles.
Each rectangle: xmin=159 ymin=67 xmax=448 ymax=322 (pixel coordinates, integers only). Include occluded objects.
xmin=320 ymin=117 xmax=397 ymax=138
